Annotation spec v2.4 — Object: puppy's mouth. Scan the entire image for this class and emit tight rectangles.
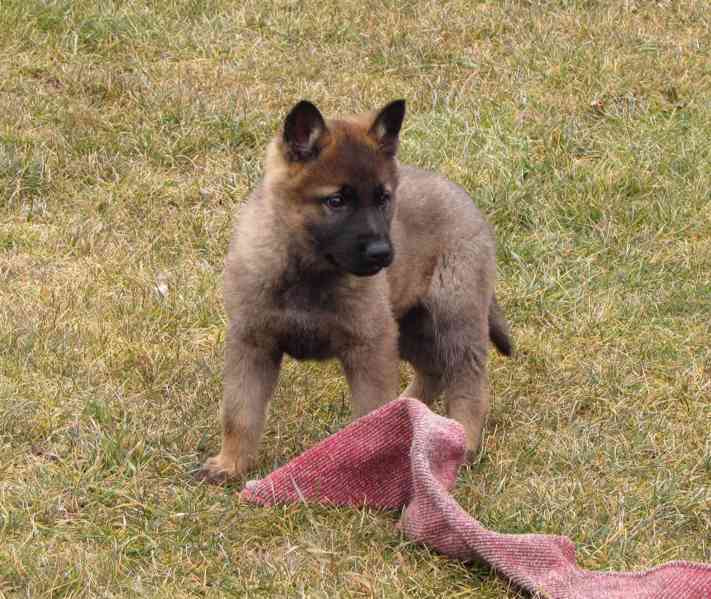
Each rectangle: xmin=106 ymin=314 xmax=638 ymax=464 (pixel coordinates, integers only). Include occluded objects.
xmin=350 ymin=264 xmax=384 ymax=277
xmin=325 ymin=254 xmax=385 ymax=277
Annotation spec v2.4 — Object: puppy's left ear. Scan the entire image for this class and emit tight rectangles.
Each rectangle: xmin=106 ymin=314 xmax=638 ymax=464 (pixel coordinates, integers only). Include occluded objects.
xmin=369 ymin=99 xmax=406 ymax=157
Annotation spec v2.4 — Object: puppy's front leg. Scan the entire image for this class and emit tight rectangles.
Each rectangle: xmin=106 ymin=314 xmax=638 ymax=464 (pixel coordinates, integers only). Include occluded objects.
xmin=197 ymin=325 xmax=281 ymax=483
xmin=341 ymin=325 xmax=399 ymax=419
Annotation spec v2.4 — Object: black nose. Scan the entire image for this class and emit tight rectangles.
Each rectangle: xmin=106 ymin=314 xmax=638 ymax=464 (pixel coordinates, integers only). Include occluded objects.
xmin=363 ymin=240 xmax=393 ymax=266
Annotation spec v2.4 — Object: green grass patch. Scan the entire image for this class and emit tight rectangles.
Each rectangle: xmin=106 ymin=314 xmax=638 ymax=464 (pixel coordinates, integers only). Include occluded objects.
xmin=1 ymin=1 xmax=709 ymax=597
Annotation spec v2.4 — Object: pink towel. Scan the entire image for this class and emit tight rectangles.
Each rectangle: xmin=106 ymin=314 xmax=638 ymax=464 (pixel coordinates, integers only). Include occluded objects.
xmin=241 ymin=398 xmax=711 ymax=598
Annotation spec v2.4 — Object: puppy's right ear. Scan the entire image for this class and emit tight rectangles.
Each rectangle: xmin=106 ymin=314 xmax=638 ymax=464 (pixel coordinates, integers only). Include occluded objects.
xmin=283 ymin=100 xmax=327 ymax=162
xmin=369 ymin=99 xmax=406 ymax=157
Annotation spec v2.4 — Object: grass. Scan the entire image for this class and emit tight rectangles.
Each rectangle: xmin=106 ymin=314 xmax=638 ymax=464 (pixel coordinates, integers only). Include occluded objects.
xmin=1 ymin=0 xmax=709 ymax=596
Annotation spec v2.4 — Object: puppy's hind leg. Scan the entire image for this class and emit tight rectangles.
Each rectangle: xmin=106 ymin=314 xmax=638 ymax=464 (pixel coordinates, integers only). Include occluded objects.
xmin=435 ymin=315 xmax=490 ymax=461
xmin=444 ymin=359 xmax=490 ymax=462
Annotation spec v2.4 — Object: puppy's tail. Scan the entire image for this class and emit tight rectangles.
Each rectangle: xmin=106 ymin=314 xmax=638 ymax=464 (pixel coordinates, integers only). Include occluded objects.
xmin=489 ymin=296 xmax=513 ymax=357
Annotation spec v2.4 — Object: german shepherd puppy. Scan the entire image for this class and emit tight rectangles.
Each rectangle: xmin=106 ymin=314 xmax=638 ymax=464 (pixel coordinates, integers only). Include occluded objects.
xmin=197 ymin=99 xmax=511 ymax=482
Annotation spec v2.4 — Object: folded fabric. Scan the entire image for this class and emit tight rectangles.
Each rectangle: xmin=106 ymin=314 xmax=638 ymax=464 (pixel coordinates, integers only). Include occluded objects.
xmin=241 ymin=398 xmax=711 ymax=599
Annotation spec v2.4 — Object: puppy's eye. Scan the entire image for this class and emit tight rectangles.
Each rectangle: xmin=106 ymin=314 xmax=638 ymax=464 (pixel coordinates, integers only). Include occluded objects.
xmin=323 ymin=195 xmax=347 ymax=209
xmin=376 ymin=190 xmax=391 ymax=207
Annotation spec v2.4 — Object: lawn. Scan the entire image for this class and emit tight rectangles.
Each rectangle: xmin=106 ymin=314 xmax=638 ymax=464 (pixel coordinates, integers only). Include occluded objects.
xmin=1 ymin=0 xmax=709 ymax=597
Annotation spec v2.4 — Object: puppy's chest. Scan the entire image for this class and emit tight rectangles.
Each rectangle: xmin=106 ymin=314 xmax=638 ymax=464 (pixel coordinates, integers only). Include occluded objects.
xmin=271 ymin=287 xmax=345 ymax=361
xmin=276 ymin=318 xmax=335 ymax=361
xmin=278 ymin=282 xmax=334 ymax=311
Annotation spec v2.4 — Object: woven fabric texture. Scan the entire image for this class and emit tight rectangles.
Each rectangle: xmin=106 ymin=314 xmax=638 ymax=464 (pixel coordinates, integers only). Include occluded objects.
xmin=241 ymin=398 xmax=711 ymax=598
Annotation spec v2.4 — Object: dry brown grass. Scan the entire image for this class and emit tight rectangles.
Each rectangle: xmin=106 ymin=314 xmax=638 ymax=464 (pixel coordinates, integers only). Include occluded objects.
xmin=1 ymin=1 xmax=709 ymax=597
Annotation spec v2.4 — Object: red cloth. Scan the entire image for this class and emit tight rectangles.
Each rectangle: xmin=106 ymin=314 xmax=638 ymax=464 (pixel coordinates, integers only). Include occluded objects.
xmin=241 ymin=398 xmax=711 ymax=598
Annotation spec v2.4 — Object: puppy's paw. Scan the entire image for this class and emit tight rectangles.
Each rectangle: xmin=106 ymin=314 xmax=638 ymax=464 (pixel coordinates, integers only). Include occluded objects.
xmin=464 ymin=438 xmax=486 ymax=466
xmin=193 ymin=454 xmax=244 ymax=485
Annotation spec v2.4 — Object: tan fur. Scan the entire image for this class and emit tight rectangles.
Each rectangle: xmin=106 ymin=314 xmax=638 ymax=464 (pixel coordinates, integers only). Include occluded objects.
xmin=196 ymin=102 xmax=510 ymax=482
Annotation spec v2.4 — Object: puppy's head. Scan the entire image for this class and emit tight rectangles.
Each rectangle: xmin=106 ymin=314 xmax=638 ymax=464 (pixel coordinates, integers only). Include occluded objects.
xmin=265 ymin=99 xmax=405 ymax=277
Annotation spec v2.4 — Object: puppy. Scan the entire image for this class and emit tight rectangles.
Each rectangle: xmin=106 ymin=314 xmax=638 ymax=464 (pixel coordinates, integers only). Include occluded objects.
xmin=197 ymin=99 xmax=511 ymax=482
